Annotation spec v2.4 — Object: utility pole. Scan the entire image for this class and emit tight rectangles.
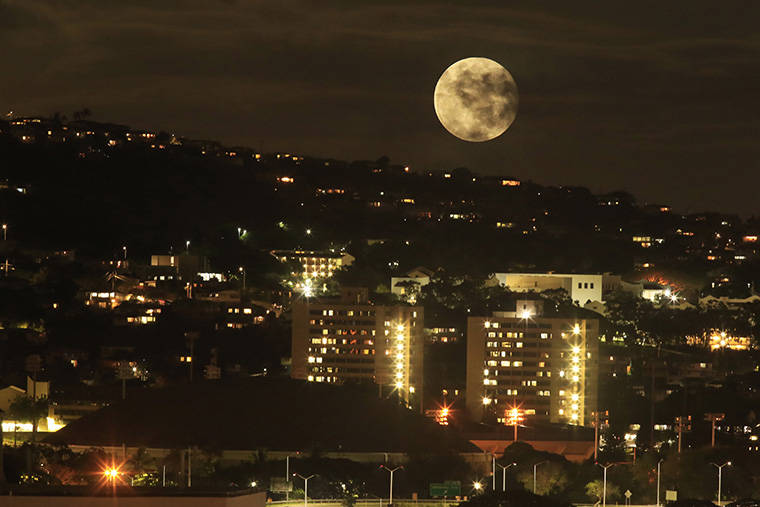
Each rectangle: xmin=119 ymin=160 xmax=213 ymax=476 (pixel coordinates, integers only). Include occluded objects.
xmin=674 ymin=415 xmax=691 ymax=453
xmin=704 ymin=413 xmax=725 ymax=448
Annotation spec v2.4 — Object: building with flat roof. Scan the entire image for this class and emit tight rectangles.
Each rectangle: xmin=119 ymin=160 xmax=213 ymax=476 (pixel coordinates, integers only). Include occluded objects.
xmin=272 ymin=249 xmax=354 ymax=279
xmin=466 ymin=308 xmax=599 ymax=427
xmin=291 ymin=288 xmax=423 ymax=407
xmin=492 ymin=272 xmax=603 ymax=306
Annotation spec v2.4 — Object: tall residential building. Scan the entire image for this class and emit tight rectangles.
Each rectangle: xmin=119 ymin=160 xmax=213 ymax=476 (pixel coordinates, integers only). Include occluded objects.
xmin=291 ymin=288 xmax=423 ymax=407
xmin=466 ymin=307 xmax=599 ymax=427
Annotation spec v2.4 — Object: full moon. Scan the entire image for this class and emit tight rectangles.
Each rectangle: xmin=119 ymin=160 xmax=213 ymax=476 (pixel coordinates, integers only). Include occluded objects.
xmin=434 ymin=57 xmax=519 ymax=142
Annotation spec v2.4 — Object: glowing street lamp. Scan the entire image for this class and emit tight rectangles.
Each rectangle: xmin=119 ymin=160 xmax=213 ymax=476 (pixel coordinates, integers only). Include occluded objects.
xmin=302 ymin=279 xmax=314 ymax=298
xmin=505 ymin=406 xmax=525 ymax=441
xmin=472 ymin=481 xmax=483 ymax=493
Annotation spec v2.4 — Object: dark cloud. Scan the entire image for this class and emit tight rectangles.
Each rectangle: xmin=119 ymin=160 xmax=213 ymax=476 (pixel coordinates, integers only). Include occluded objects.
xmin=1 ymin=0 xmax=759 ymax=213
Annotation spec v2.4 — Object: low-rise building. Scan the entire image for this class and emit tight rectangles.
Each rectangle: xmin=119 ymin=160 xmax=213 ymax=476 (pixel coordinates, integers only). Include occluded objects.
xmin=493 ymin=272 xmax=603 ymax=306
xmin=272 ymin=249 xmax=354 ymax=279
xmin=391 ymin=266 xmax=434 ymax=303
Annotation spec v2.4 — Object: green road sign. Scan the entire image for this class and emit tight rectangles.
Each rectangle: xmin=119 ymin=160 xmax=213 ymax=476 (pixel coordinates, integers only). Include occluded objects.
xmin=430 ymin=481 xmax=461 ymax=498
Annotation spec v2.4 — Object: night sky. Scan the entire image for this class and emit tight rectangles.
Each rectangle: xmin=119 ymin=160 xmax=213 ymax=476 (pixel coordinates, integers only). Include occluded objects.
xmin=2 ymin=1 xmax=759 ymax=215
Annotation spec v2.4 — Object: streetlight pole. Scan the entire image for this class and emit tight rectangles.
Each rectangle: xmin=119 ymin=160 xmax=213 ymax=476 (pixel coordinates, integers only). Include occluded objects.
xmin=656 ymin=459 xmax=664 ymax=507
xmin=495 ymin=462 xmax=516 ymax=492
xmin=380 ymin=465 xmax=402 ymax=505
xmin=2 ymin=224 xmax=7 ymax=277
xmin=598 ymin=463 xmax=615 ymax=507
xmin=533 ymin=461 xmax=547 ymax=494
xmin=492 ymin=455 xmax=496 ymax=490
xmin=711 ymin=461 xmax=731 ymax=506
xmin=286 ymin=455 xmax=290 ymax=502
xmin=294 ymin=473 xmax=315 ymax=507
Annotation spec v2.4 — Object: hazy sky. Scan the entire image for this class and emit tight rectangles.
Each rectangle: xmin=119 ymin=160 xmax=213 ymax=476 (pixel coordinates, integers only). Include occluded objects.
xmin=2 ymin=0 xmax=759 ymax=214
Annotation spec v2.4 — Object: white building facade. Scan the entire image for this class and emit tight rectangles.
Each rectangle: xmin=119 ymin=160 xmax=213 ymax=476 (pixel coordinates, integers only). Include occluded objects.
xmin=493 ymin=273 xmax=603 ymax=306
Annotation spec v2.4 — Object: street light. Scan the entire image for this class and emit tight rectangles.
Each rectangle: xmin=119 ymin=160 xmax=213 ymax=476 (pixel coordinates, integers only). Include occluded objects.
xmin=533 ymin=461 xmax=547 ymax=494
xmin=294 ymin=473 xmax=316 ymax=507
xmin=473 ymin=481 xmax=483 ymax=493
xmin=656 ymin=459 xmax=664 ymax=507
xmin=380 ymin=465 xmax=402 ymax=505
xmin=598 ymin=463 xmax=615 ymax=507
xmin=711 ymin=461 xmax=731 ymax=506
xmin=495 ymin=462 xmax=517 ymax=491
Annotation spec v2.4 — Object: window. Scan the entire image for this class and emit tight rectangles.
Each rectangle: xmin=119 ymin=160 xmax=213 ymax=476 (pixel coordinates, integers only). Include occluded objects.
xmin=578 ymin=282 xmax=582 ymax=288
xmin=584 ymin=283 xmax=588 ymax=289
xmin=590 ymin=283 xmax=595 ymax=289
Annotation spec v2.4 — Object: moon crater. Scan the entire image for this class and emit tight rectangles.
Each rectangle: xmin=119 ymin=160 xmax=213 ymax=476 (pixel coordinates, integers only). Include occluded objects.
xmin=434 ymin=57 xmax=519 ymax=142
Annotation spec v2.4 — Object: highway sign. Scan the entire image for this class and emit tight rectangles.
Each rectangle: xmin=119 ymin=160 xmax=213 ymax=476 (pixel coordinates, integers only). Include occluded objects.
xmin=430 ymin=481 xmax=461 ymax=497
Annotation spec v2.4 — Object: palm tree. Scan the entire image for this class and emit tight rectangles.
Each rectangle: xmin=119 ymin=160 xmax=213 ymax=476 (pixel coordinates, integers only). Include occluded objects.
xmin=127 ymin=447 xmax=156 ymax=476
xmin=9 ymin=395 xmax=49 ymax=443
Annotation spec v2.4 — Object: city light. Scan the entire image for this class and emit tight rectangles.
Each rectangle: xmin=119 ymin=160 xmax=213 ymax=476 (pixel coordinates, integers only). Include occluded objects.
xmin=473 ymin=481 xmax=482 ymax=491
xmin=100 ymin=460 xmax=127 ymax=486
xmin=302 ymin=280 xmax=314 ymax=298
xmin=392 ymin=321 xmax=408 ymax=400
